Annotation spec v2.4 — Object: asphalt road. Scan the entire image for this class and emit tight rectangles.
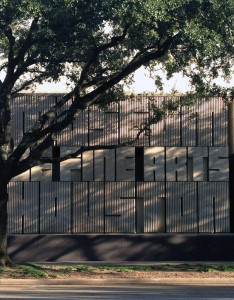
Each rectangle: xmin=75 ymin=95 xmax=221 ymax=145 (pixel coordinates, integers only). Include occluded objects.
xmin=1 ymin=284 xmax=234 ymax=300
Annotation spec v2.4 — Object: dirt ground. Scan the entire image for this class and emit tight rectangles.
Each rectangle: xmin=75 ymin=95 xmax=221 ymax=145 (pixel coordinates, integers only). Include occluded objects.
xmin=2 ymin=266 xmax=234 ymax=279
xmin=2 ymin=261 xmax=234 ymax=280
xmin=59 ymin=270 xmax=234 ymax=279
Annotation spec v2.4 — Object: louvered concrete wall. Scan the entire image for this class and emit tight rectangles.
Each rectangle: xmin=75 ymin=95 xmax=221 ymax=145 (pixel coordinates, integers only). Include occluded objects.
xmin=8 ymin=95 xmax=230 ymax=234
xmin=11 ymin=95 xmax=228 ymax=147
xmin=8 ymin=181 xmax=229 ymax=234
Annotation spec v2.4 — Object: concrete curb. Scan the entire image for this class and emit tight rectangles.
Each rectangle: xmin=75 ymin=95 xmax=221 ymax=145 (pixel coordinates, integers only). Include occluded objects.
xmin=38 ymin=261 xmax=234 ymax=266
xmin=1 ymin=278 xmax=234 ymax=286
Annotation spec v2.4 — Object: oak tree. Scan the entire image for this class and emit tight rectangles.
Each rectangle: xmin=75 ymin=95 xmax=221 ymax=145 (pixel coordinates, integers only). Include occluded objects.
xmin=0 ymin=0 xmax=233 ymax=266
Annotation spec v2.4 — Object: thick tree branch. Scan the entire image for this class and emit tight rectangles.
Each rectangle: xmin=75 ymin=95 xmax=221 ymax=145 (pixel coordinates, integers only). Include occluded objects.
xmin=81 ymin=73 xmax=115 ymax=90
xmin=12 ymin=54 xmax=39 ymax=83
xmin=3 ymin=27 xmax=15 ymax=65
xmin=96 ymin=24 xmax=130 ymax=52
xmin=7 ymin=91 xmax=75 ymax=163
xmin=0 ymin=19 xmax=39 ymax=92
xmin=14 ymin=18 xmax=39 ymax=66
xmin=14 ymin=118 xmax=149 ymax=167
xmin=13 ymin=96 xmax=167 ymax=171
xmin=76 ymin=24 xmax=131 ymax=88
xmin=0 ymin=94 xmax=13 ymax=164
xmin=8 ymin=33 xmax=175 ymax=166
xmin=2 ymin=19 xmax=40 ymax=90
xmin=82 ymin=35 xmax=176 ymax=106
xmin=80 ymin=43 xmax=162 ymax=90
xmin=11 ymin=73 xmax=47 ymax=95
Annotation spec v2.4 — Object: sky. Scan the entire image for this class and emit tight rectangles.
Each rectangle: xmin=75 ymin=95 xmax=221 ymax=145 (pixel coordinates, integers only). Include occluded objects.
xmin=28 ymin=66 xmax=233 ymax=94
xmin=0 ymin=61 xmax=233 ymax=94
xmin=22 ymin=67 xmax=192 ymax=94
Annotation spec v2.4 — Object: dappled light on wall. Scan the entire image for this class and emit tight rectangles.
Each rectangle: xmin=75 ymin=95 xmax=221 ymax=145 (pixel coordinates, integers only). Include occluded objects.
xmin=7 ymin=95 xmax=230 ymax=234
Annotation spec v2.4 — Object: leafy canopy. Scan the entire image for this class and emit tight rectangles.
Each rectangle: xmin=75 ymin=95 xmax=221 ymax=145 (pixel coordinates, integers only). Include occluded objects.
xmin=0 ymin=0 xmax=232 ymax=175
xmin=0 ymin=0 xmax=233 ymax=97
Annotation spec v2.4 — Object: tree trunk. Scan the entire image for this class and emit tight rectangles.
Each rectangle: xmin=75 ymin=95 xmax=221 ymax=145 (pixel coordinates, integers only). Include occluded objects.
xmin=0 ymin=179 xmax=12 ymax=267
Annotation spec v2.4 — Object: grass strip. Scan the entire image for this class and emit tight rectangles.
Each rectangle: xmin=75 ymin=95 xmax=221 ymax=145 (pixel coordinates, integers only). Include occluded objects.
xmin=0 ymin=263 xmax=234 ymax=278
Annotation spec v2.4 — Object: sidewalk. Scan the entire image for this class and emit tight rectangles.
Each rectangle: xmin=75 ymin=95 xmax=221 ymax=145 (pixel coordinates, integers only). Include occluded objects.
xmin=1 ymin=277 xmax=234 ymax=286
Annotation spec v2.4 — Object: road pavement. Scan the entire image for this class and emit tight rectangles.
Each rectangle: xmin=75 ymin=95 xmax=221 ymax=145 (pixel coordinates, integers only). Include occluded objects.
xmin=1 ymin=280 xmax=234 ymax=299
xmin=1 ymin=284 xmax=234 ymax=299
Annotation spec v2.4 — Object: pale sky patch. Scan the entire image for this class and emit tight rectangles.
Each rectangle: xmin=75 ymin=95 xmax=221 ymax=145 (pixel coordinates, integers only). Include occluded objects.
xmin=124 ymin=67 xmax=191 ymax=94
xmin=30 ymin=77 xmax=70 ymax=93
xmin=22 ymin=67 xmax=193 ymax=94
xmin=0 ymin=55 xmax=233 ymax=94
xmin=30 ymin=67 xmax=233 ymax=94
